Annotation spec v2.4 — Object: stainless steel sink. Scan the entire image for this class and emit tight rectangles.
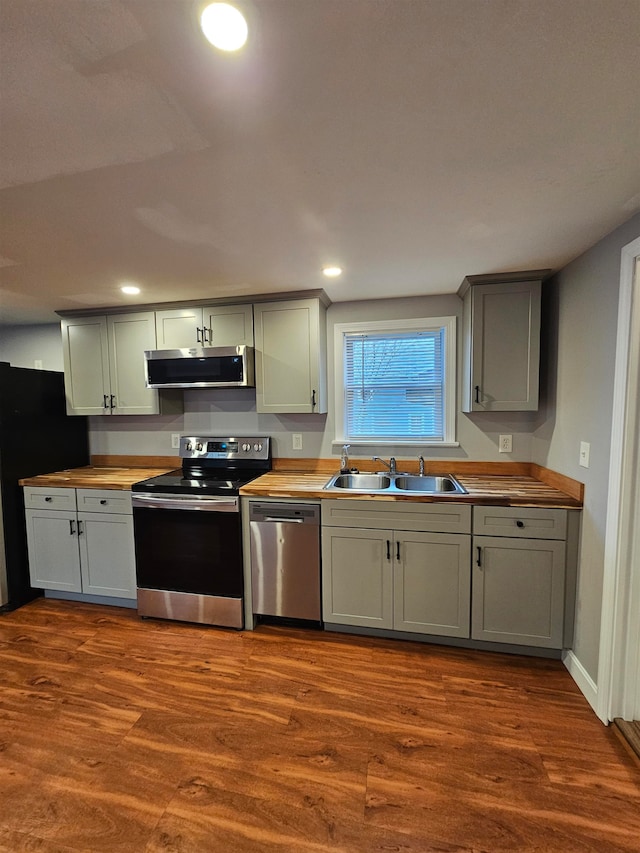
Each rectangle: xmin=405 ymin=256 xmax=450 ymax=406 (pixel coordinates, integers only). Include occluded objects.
xmin=394 ymin=475 xmax=466 ymax=494
xmin=327 ymin=473 xmax=392 ymax=490
xmin=323 ymin=472 xmax=466 ymax=494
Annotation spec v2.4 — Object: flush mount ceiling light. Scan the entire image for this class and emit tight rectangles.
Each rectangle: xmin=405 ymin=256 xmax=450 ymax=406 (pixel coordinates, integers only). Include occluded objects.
xmin=200 ymin=3 xmax=248 ymax=51
xmin=120 ymin=284 xmax=141 ymax=295
xmin=322 ymin=266 xmax=343 ymax=278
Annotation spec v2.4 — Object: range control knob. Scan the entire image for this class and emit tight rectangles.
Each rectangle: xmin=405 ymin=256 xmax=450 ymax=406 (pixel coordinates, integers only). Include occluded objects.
xmin=243 ymin=443 xmax=251 ymax=451
xmin=254 ymin=442 xmax=262 ymax=452
xmin=186 ymin=442 xmax=192 ymax=451
xmin=196 ymin=442 xmax=203 ymax=451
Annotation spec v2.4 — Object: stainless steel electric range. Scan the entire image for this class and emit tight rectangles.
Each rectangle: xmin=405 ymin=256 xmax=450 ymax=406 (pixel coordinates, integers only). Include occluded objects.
xmin=131 ymin=436 xmax=271 ymax=628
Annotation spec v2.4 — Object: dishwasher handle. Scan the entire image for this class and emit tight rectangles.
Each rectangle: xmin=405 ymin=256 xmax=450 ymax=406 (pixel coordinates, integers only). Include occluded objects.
xmin=263 ymin=516 xmax=305 ymax=523
xmin=249 ymin=502 xmax=320 ymax=524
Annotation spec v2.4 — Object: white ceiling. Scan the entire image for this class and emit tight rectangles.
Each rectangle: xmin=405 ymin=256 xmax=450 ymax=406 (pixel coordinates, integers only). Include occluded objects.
xmin=1 ymin=0 xmax=639 ymax=325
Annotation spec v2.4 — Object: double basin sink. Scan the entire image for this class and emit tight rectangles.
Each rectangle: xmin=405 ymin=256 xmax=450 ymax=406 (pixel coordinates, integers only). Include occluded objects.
xmin=323 ymin=471 xmax=467 ymax=495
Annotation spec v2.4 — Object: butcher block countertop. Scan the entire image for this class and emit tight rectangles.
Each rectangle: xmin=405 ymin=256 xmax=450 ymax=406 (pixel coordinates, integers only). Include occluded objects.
xmin=19 ymin=466 xmax=176 ymax=490
xmin=19 ymin=457 xmax=583 ymax=508
xmin=239 ymin=471 xmax=583 ymax=508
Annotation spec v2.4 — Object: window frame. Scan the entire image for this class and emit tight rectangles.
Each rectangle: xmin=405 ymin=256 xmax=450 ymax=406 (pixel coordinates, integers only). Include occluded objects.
xmin=333 ymin=315 xmax=457 ymax=447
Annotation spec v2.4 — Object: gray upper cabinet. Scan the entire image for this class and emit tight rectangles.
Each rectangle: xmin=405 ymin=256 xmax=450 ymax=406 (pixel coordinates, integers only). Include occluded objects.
xmin=155 ymin=304 xmax=254 ymax=349
xmin=254 ymin=297 xmax=327 ymax=414
xmin=459 ymin=270 xmax=549 ymax=412
xmin=61 ymin=312 xmax=171 ymax=416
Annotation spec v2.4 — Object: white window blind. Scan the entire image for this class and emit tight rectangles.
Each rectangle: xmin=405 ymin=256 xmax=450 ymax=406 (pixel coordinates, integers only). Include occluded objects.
xmin=343 ymin=328 xmax=446 ymax=441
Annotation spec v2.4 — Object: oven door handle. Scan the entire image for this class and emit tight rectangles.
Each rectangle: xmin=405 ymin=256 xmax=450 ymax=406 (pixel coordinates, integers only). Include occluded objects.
xmin=132 ymin=494 xmax=239 ymax=512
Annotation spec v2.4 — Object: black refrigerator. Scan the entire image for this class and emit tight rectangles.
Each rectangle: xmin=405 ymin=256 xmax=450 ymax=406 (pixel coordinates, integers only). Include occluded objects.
xmin=0 ymin=363 xmax=89 ymax=611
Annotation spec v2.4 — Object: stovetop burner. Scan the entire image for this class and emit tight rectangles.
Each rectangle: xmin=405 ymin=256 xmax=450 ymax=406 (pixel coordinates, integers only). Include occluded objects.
xmin=132 ymin=471 xmax=259 ymax=496
xmin=132 ymin=435 xmax=271 ymax=496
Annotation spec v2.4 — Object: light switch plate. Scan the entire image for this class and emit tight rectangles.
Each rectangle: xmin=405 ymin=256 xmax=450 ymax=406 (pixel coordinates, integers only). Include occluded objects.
xmin=579 ymin=441 xmax=590 ymax=468
xmin=171 ymin=433 xmax=181 ymax=450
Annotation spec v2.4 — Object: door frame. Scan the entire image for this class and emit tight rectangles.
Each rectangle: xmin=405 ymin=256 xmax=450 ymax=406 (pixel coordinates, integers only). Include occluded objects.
xmin=597 ymin=236 xmax=640 ymax=723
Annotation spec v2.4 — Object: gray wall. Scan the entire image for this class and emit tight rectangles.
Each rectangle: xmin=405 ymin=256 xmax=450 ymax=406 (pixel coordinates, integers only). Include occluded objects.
xmin=0 ymin=294 xmax=539 ymax=464
xmin=0 ymin=323 xmax=63 ymax=371
xmin=532 ymin=212 xmax=640 ymax=683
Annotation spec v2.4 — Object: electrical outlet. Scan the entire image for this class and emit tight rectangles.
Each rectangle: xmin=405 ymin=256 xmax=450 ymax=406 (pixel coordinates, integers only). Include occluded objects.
xmin=34 ymin=360 xmax=43 ymax=370
xmin=579 ymin=441 xmax=590 ymax=468
xmin=499 ymin=434 xmax=513 ymax=453
xmin=292 ymin=433 xmax=303 ymax=451
xmin=171 ymin=433 xmax=181 ymax=450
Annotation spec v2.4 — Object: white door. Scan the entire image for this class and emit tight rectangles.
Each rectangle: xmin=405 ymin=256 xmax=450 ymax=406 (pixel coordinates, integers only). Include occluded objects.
xmin=599 ymin=241 xmax=640 ymax=722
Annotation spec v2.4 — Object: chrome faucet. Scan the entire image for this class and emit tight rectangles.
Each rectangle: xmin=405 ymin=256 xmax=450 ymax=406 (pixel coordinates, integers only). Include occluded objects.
xmin=340 ymin=444 xmax=351 ymax=473
xmin=418 ymin=455 xmax=425 ymax=475
xmin=373 ymin=456 xmax=397 ymax=474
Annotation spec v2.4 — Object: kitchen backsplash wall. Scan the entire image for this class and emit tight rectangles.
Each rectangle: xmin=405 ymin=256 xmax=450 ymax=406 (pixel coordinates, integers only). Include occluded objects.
xmin=1 ymin=292 xmax=542 ymax=463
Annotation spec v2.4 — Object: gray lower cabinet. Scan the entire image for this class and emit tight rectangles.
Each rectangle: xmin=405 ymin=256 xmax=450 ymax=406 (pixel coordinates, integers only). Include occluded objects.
xmin=24 ymin=487 xmax=136 ymax=599
xmin=471 ymin=506 xmax=576 ymax=649
xmin=322 ymin=500 xmax=471 ymax=637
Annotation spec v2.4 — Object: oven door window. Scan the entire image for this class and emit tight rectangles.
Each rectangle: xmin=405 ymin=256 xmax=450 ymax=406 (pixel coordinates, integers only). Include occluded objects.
xmin=133 ymin=507 xmax=243 ymax=597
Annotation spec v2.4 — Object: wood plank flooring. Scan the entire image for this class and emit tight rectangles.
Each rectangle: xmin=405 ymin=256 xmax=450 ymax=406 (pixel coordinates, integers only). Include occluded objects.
xmin=1 ymin=599 xmax=638 ymax=853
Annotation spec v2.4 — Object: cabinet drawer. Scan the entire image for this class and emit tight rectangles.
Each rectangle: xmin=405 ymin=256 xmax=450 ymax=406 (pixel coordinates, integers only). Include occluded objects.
xmin=322 ymin=499 xmax=471 ymax=534
xmin=23 ymin=486 xmax=77 ymax=511
xmin=473 ymin=506 xmax=567 ymax=540
xmin=76 ymin=489 xmax=132 ymax=514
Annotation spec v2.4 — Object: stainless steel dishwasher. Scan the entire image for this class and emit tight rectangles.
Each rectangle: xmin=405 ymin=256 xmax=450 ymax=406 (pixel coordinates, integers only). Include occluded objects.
xmin=249 ymin=502 xmax=321 ymax=622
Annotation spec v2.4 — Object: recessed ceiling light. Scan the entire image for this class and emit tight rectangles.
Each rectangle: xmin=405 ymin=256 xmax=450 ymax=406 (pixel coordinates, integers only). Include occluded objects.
xmin=322 ymin=266 xmax=343 ymax=278
xmin=120 ymin=284 xmax=141 ymax=295
xmin=200 ymin=3 xmax=248 ymax=51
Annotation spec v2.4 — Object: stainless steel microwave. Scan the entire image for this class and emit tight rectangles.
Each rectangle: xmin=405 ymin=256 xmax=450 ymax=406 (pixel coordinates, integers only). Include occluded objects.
xmin=144 ymin=346 xmax=255 ymax=389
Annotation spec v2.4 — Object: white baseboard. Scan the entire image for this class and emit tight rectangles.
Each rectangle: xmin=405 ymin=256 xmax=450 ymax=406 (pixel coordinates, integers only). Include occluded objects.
xmin=563 ymin=650 xmax=603 ymax=721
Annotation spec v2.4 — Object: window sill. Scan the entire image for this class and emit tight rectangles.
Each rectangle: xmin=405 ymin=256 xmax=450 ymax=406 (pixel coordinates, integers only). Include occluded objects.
xmin=332 ymin=439 xmax=460 ymax=449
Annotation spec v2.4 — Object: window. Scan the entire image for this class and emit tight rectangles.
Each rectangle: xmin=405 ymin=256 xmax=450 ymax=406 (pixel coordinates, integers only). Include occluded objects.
xmin=334 ymin=316 xmax=456 ymax=445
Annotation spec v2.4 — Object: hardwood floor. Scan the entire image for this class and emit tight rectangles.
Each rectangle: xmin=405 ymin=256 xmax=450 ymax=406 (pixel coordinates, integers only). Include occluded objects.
xmin=1 ymin=599 xmax=638 ymax=853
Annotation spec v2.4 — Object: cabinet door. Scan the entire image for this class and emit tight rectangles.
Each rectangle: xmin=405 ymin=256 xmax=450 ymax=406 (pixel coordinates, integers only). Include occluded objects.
xmin=155 ymin=308 xmax=204 ymax=348
xmin=202 ymin=304 xmax=254 ymax=347
xmin=472 ymin=536 xmax=565 ymax=648
xmin=25 ymin=509 xmax=82 ymax=592
xmin=466 ymin=280 xmax=541 ymax=411
xmin=254 ymin=299 xmax=327 ymax=413
xmin=61 ymin=316 xmax=110 ymax=415
xmin=394 ymin=532 xmax=471 ymax=638
xmin=107 ymin=312 xmax=160 ymax=415
xmin=78 ymin=512 xmax=136 ymax=598
xmin=322 ymin=527 xmax=393 ymax=628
